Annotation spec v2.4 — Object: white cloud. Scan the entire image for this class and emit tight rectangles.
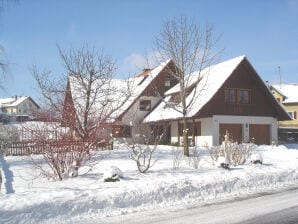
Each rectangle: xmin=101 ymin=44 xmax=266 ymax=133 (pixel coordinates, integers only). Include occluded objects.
xmin=124 ymin=51 xmax=165 ymax=71
xmin=124 ymin=53 xmax=148 ymax=71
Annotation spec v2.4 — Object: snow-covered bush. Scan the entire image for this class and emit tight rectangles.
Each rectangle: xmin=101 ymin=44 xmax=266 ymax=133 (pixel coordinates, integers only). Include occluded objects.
xmin=103 ymin=166 xmax=123 ymax=182
xmin=208 ymin=131 xmax=254 ymax=166
xmin=250 ymin=152 xmax=263 ymax=164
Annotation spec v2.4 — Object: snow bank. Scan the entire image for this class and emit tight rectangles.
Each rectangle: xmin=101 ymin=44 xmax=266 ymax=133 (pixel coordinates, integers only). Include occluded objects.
xmin=0 ymin=144 xmax=298 ymax=223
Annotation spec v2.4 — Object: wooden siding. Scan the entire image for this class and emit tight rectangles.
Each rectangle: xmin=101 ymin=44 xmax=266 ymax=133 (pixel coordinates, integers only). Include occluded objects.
xmin=196 ymin=59 xmax=290 ymax=120
xmin=142 ymin=60 xmax=179 ymax=97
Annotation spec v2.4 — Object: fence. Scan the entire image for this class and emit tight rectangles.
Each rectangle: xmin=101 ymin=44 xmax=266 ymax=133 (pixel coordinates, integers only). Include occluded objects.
xmin=1 ymin=140 xmax=113 ymax=156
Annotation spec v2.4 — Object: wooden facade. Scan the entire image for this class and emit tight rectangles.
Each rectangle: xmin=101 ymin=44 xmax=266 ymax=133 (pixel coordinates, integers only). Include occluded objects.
xmin=196 ymin=59 xmax=289 ymax=120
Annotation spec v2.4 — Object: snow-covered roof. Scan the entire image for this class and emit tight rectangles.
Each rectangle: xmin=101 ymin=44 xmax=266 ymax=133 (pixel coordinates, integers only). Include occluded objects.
xmin=69 ymin=60 xmax=171 ymax=123
xmin=272 ymin=84 xmax=298 ymax=104
xmin=112 ymin=60 xmax=171 ymax=119
xmin=0 ymin=96 xmax=29 ymax=107
xmin=143 ymin=56 xmax=246 ymax=123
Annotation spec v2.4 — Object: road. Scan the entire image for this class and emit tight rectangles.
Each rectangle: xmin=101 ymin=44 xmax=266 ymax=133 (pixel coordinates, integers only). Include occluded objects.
xmin=90 ymin=186 xmax=298 ymax=224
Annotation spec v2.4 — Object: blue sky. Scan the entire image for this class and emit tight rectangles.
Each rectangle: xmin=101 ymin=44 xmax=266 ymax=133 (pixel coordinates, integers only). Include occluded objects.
xmin=0 ymin=0 xmax=297 ymax=102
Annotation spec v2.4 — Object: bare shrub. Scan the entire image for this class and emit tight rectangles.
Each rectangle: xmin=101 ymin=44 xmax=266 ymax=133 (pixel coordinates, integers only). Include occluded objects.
xmin=187 ymin=146 xmax=201 ymax=169
xmin=208 ymin=131 xmax=254 ymax=166
xmin=127 ymin=133 xmax=161 ymax=174
xmin=172 ymin=147 xmax=183 ymax=170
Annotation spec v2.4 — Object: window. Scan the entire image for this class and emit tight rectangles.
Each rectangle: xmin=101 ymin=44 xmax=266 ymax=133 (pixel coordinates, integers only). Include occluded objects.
xmin=225 ymin=88 xmax=251 ymax=104
xmin=288 ymin=111 xmax=297 ymax=120
xmin=165 ymin=79 xmax=171 ymax=87
xmin=225 ymin=89 xmax=236 ymax=103
xmin=139 ymin=100 xmax=151 ymax=111
xmin=238 ymin=89 xmax=250 ymax=104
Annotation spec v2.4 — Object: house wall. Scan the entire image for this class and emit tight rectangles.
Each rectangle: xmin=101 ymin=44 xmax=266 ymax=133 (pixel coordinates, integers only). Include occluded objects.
xmin=170 ymin=117 xmax=213 ymax=146
xmin=170 ymin=121 xmax=179 ymax=144
xmin=271 ymin=90 xmax=284 ymax=103
xmin=195 ymin=117 xmax=213 ymax=146
xmin=169 ymin=115 xmax=278 ymax=146
xmin=17 ymin=98 xmax=39 ymax=115
xmin=122 ymin=96 xmax=161 ymax=137
xmin=278 ymin=103 xmax=298 ymax=127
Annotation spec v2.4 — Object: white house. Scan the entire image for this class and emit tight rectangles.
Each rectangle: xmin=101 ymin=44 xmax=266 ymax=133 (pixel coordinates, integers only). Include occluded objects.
xmin=0 ymin=96 xmax=40 ymax=122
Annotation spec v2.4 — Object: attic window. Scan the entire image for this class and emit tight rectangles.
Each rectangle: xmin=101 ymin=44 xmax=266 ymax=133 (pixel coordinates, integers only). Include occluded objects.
xmin=225 ymin=88 xmax=251 ymax=104
xmin=225 ymin=89 xmax=236 ymax=104
xmin=238 ymin=89 xmax=250 ymax=104
xmin=139 ymin=100 xmax=151 ymax=111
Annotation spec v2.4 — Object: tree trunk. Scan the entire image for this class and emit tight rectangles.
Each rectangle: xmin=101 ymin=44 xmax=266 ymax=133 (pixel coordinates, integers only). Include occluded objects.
xmin=183 ymin=117 xmax=189 ymax=156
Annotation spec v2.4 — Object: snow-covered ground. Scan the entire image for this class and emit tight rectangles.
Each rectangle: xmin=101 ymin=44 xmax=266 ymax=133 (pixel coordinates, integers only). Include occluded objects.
xmin=0 ymin=144 xmax=298 ymax=224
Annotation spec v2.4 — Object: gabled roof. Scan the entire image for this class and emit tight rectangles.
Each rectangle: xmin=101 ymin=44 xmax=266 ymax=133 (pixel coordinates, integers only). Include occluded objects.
xmin=272 ymin=84 xmax=298 ymax=104
xmin=68 ymin=60 xmax=172 ymax=123
xmin=143 ymin=56 xmax=246 ymax=122
xmin=143 ymin=56 xmax=290 ymax=123
xmin=0 ymin=96 xmax=40 ymax=108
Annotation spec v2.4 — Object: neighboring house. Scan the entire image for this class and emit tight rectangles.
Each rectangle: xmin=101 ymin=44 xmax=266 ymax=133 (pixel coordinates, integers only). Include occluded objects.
xmin=62 ymin=60 xmax=178 ymax=139
xmin=0 ymin=96 xmax=40 ymax=122
xmin=143 ymin=56 xmax=290 ymax=146
xmin=269 ymin=84 xmax=298 ymax=142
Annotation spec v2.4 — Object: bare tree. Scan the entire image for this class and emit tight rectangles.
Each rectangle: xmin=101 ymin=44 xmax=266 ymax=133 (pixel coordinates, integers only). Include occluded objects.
xmin=152 ymin=15 xmax=221 ymax=156
xmin=31 ymin=45 xmax=132 ymax=179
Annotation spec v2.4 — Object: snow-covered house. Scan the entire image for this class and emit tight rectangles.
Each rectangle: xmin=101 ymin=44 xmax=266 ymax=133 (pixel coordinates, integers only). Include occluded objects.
xmin=143 ymin=56 xmax=290 ymax=146
xmin=0 ymin=96 xmax=40 ymax=122
xmin=62 ymin=60 xmax=178 ymax=139
xmin=269 ymin=84 xmax=298 ymax=142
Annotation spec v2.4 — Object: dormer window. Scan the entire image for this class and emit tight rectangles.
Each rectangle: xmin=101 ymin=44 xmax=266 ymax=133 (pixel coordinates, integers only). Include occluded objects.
xmin=139 ymin=100 xmax=151 ymax=111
